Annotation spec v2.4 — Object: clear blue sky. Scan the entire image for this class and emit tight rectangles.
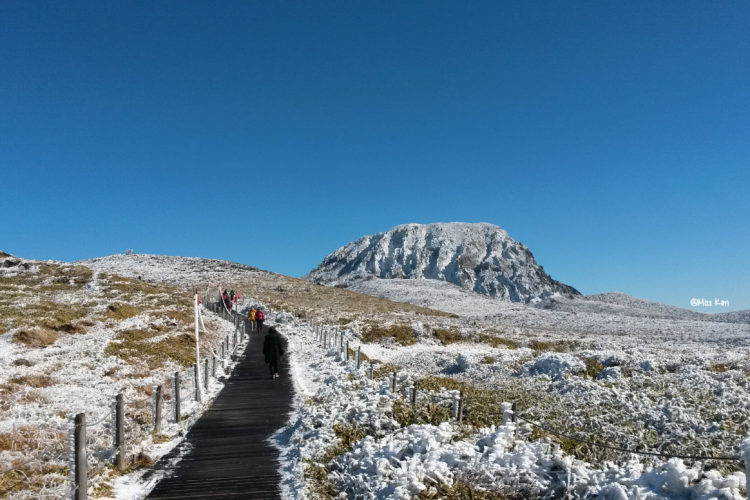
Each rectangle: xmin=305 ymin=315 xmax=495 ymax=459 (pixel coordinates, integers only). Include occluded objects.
xmin=1 ymin=1 xmax=748 ymax=311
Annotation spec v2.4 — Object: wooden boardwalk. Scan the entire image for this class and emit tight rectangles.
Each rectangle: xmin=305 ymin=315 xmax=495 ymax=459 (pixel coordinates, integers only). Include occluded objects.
xmin=146 ymin=321 xmax=293 ymax=499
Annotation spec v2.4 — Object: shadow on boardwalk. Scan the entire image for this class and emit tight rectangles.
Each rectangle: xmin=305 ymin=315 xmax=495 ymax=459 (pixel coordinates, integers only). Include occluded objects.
xmin=146 ymin=324 xmax=293 ymax=499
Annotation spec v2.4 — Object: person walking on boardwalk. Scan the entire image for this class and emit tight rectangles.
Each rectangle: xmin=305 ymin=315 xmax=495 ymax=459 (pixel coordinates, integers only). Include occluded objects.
xmin=263 ymin=326 xmax=285 ymax=379
xmin=256 ymin=308 xmax=265 ymax=332
xmin=248 ymin=307 xmax=257 ymax=331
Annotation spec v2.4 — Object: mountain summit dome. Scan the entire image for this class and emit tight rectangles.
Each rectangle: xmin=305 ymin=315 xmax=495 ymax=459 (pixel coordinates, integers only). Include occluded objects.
xmin=307 ymin=222 xmax=579 ymax=303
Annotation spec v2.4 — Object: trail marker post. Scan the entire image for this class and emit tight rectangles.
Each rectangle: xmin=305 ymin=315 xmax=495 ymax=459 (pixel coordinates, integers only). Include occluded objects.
xmin=194 ymin=293 xmax=202 ymax=403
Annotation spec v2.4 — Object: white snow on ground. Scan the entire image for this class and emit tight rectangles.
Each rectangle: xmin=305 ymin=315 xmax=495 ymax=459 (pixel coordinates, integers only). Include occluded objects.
xmin=6 ymin=253 xmax=745 ymax=498
xmin=274 ymin=318 xmax=747 ymax=499
xmin=0 ymin=256 xmax=247 ymax=499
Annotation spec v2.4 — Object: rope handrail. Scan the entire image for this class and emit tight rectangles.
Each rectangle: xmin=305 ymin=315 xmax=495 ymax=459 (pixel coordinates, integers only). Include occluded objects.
xmin=83 ymin=411 xmax=112 ymax=428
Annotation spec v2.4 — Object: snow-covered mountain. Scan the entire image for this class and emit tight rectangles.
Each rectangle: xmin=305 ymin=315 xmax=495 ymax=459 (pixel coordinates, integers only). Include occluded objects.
xmin=307 ymin=222 xmax=579 ymax=303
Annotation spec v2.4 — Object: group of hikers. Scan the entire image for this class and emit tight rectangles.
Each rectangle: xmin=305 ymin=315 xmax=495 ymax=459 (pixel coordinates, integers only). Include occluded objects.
xmin=217 ymin=289 xmax=282 ymax=379
xmin=221 ymin=289 xmax=239 ymax=311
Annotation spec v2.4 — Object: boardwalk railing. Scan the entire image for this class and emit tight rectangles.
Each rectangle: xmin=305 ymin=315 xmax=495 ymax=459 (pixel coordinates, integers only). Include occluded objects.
xmin=64 ymin=294 xmax=262 ymax=500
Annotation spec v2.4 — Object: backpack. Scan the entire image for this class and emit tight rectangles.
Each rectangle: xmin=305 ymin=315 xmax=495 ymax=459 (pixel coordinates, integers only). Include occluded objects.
xmin=257 ymin=310 xmax=265 ymax=321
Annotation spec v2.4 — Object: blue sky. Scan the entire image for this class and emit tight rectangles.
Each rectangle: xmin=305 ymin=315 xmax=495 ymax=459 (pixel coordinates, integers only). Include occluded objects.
xmin=1 ymin=1 xmax=748 ymax=311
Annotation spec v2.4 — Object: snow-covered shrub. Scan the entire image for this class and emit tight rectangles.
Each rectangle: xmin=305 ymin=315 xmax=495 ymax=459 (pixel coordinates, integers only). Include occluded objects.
xmin=517 ymin=354 xmax=584 ymax=381
xmin=597 ymin=366 xmax=622 ymax=381
xmin=275 ymin=311 xmax=295 ymax=324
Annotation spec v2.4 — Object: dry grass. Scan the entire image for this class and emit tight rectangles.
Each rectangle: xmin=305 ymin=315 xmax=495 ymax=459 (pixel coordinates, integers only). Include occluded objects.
xmin=12 ymin=328 xmax=58 ymax=347
xmin=0 ymin=462 xmax=67 ymax=497
xmin=583 ymin=358 xmax=606 ymax=378
xmin=0 ymin=429 xmax=34 ymax=451
xmin=432 ymin=327 xmax=462 ymax=345
xmin=161 ymin=309 xmax=193 ymax=325
xmin=479 ymin=334 xmax=519 ymax=349
xmin=372 ymin=363 xmax=401 ymax=380
xmin=104 ymin=302 xmax=144 ymax=320
xmin=7 ymin=375 xmax=54 ymax=388
xmin=362 ymin=324 xmax=416 ymax=346
xmin=105 ymin=328 xmax=196 ymax=367
xmin=528 ymin=338 xmax=579 ymax=352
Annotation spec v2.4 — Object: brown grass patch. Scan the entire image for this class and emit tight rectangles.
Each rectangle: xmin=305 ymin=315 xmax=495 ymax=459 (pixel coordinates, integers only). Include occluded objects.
xmin=12 ymin=328 xmax=58 ymax=347
xmin=12 ymin=359 xmax=34 ymax=367
xmin=54 ymin=322 xmax=88 ymax=334
xmin=104 ymin=302 xmax=143 ymax=320
xmin=161 ymin=309 xmax=193 ymax=325
xmin=372 ymin=363 xmax=401 ymax=380
xmin=8 ymin=375 xmax=54 ymax=388
xmin=528 ymin=339 xmax=579 ymax=352
xmin=479 ymin=334 xmax=518 ymax=349
xmin=106 ymin=329 xmax=196 ymax=368
xmin=362 ymin=324 xmax=416 ymax=346
xmin=432 ymin=327 xmax=462 ymax=345
xmin=0 ymin=462 xmax=67 ymax=497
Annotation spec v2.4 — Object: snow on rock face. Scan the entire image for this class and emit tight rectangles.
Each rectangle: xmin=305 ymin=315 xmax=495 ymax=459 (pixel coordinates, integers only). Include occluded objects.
xmin=308 ymin=222 xmax=579 ymax=303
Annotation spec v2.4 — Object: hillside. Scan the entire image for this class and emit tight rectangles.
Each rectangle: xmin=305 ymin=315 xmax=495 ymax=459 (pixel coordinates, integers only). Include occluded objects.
xmin=79 ymin=253 xmax=457 ymax=329
xmin=4 ymin=250 xmax=750 ymax=499
xmin=0 ymin=253 xmax=238 ymax=498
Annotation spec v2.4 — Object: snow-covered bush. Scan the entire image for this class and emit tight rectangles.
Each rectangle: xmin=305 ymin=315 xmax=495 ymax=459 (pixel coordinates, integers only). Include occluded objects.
xmin=517 ymin=354 xmax=585 ymax=381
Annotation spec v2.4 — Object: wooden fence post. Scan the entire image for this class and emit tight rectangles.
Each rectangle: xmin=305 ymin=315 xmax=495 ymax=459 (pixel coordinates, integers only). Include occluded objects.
xmin=115 ymin=393 xmax=125 ymax=471
xmin=212 ymin=355 xmax=217 ymax=378
xmin=154 ymin=385 xmax=163 ymax=435
xmin=204 ymin=358 xmax=209 ymax=389
xmin=391 ymin=372 xmax=397 ymax=393
xmin=368 ymin=363 xmax=373 ymax=380
xmin=411 ymin=385 xmax=417 ymax=406
xmin=174 ymin=372 xmax=181 ymax=422
xmin=458 ymin=391 xmax=464 ymax=424
xmin=501 ymin=402 xmax=514 ymax=438
xmin=193 ymin=364 xmax=201 ymax=402
xmin=345 ymin=341 xmax=350 ymax=361
xmin=74 ymin=413 xmax=87 ymax=500
xmin=356 ymin=347 xmax=361 ymax=369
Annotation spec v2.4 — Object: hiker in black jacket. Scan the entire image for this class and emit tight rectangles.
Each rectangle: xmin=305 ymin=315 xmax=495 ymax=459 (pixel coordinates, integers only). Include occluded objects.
xmin=263 ymin=327 xmax=285 ymax=379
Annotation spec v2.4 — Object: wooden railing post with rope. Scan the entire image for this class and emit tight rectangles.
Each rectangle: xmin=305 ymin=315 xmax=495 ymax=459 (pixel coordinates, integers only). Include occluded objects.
xmin=63 ymin=287 xmax=251 ymax=499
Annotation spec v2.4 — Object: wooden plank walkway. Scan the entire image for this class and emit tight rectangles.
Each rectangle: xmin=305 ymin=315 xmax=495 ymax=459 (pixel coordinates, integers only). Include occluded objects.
xmin=146 ymin=319 xmax=293 ymax=499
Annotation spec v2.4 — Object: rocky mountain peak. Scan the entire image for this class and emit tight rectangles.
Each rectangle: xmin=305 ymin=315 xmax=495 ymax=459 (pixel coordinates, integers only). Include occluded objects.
xmin=307 ymin=222 xmax=579 ymax=303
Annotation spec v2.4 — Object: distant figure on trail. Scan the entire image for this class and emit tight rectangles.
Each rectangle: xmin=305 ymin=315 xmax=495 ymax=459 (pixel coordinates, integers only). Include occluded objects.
xmin=248 ymin=307 xmax=257 ymax=331
xmin=262 ymin=326 xmax=285 ymax=379
xmin=256 ymin=308 xmax=265 ymax=332
xmin=230 ymin=289 xmax=235 ymax=302
xmin=222 ymin=289 xmax=230 ymax=311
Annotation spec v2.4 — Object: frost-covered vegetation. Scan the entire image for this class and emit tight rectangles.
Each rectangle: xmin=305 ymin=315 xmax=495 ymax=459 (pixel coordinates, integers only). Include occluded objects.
xmin=5 ymin=252 xmax=748 ymax=498
xmin=0 ymin=254 xmax=238 ymax=498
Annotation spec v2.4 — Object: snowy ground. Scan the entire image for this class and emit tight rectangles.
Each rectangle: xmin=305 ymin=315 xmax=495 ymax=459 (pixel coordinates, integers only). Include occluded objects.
xmin=0 ymin=255 xmax=247 ymax=499
xmin=6 ymin=252 xmax=750 ymax=498
xmin=275 ymin=318 xmax=749 ymax=499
